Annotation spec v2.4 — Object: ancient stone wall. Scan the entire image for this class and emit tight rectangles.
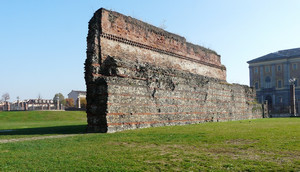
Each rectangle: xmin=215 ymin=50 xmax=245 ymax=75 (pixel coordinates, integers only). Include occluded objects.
xmin=85 ymin=8 xmax=262 ymax=133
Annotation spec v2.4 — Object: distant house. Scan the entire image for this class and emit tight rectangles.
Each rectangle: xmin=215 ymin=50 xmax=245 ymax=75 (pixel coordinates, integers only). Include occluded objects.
xmin=0 ymin=101 xmax=4 ymax=111
xmin=247 ymin=47 xmax=300 ymax=113
xmin=68 ymin=90 xmax=86 ymax=108
xmin=0 ymin=101 xmax=11 ymax=111
xmin=11 ymin=99 xmax=57 ymax=111
xmin=1 ymin=99 xmax=58 ymax=111
xmin=25 ymin=99 xmax=56 ymax=110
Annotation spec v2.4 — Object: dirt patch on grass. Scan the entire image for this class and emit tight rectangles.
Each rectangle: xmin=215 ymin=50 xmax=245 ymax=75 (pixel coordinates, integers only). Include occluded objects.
xmin=0 ymin=134 xmax=83 ymax=144
xmin=225 ymin=139 xmax=258 ymax=145
xmin=207 ymin=146 xmax=300 ymax=165
xmin=109 ymin=141 xmax=299 ymax=168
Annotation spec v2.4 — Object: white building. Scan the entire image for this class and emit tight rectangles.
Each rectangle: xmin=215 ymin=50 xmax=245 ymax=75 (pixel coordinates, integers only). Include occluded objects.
xmin=0 ymin=101 xmax=4 ymax=111
xmin=25 ymin=99 xmax=56 ymax=110
xmin=68 ymin=90 xmax=86 ymax=108
xmin=1 ymin=99 xmax=58 ymax=111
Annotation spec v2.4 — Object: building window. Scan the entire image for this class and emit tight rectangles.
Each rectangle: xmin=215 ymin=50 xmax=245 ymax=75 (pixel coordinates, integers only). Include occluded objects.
xmin=254 ymin=67 xmax=258 ymax=74
xmin=292 ymin=63 xmax=297 ymax=70
xmin=278 ymin=96 xmax=283 ymax=103
xmin=255 ymin=82 xmax=259 ymax=89
xmin=277 ymin=65 xmax=281 ymax=72
xmin=265 ymin=66 xmax=270 ymax=73
xmin=265 ymin=76 xmax=271 ymax=88
xmin=277 ymin=80 xmax=282 ymax=88
xmin=295 ymin=78 xmax=298 ymax=87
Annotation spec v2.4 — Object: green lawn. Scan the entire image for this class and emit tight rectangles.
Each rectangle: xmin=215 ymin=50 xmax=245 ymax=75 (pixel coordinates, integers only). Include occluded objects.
xmin=0 ymin=111 xmax=87 ymax=139
xmin=0 ymin=111 xmax=299 ymax=171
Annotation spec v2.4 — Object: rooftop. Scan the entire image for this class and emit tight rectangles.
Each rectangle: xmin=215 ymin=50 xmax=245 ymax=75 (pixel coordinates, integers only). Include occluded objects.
xmin=69 ymin=90 xmax=86 ymax=94
xmin=247 ymin=48 xmax=300 ymax=64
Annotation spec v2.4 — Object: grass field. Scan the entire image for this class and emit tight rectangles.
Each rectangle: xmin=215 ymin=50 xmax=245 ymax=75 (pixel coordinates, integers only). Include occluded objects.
xmin=0 ymin=111 xmax=87 ymax=140
xmin=0 ymin=111 xmax=299 ymax=171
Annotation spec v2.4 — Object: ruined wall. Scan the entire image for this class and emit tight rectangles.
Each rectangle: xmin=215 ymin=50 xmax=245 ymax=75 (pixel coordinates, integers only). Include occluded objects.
xmin=85 ymin=8 xmax=262 ymax=133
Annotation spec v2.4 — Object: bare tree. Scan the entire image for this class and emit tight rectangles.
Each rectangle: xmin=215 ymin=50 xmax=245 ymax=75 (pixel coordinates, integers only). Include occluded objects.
xmin=2 ymin=93 xmax=10 ymax=102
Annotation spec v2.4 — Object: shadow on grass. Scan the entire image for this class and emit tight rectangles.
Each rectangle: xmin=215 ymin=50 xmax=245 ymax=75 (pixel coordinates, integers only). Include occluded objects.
xmin=0 ymin=125 xmax=87 ymax=135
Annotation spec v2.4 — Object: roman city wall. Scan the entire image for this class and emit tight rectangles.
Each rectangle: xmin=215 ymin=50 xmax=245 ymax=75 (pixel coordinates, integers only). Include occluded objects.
xmin=85 ymin=8 xmax=262 ymax=133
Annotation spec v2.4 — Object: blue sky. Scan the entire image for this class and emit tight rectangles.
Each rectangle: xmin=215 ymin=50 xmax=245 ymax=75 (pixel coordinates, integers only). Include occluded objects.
xmin=1 ymin=0 xmax=299 ymax=101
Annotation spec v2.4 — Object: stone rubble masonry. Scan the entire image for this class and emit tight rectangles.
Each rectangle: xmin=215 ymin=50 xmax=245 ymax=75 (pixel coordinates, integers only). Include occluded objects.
xmin=85 ymin=8 xmax=262 ymax=133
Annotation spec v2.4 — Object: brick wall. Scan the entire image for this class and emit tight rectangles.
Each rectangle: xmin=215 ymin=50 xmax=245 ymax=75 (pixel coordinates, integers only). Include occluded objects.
xmin=85 ymin=8 xmax=262 ymax=133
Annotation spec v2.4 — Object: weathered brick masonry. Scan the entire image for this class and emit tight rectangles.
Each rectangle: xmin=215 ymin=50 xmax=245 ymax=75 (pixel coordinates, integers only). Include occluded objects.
xmin=85 ymin=8 xmax=262 ymax=133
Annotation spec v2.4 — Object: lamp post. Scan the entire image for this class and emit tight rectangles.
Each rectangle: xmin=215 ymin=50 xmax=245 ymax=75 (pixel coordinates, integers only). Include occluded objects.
xmin=289 ymin=78 xmax=296 ymax=116
xmin=17 ymin=96 xmax=20 ymax=110
xmin=56 ymin=96 xmax=60 ymax=110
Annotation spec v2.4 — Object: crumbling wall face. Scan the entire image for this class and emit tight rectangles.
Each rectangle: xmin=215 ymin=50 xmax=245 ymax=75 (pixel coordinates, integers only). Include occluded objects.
xmin=87 ymin=57 xmax=262 ymax=133
xmin=98 ymin=9 xmax=226 ymax=80
xmin=85 ymin=8 xmax=262 ymax=133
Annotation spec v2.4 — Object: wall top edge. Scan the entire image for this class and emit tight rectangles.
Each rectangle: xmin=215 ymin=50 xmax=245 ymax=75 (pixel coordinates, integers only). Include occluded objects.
xmin=95 ymin=8 xmax=220 ymax=57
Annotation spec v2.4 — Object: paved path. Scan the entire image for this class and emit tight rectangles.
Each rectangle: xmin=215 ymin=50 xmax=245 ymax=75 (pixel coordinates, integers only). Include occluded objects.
xmin=0 ymin=134 xmax=83 ymax=144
